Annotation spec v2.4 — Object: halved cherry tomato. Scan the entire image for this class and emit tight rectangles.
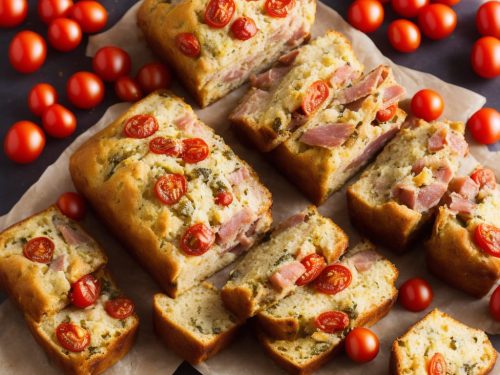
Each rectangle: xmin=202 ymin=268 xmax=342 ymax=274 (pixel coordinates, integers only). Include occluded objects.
xmin=376 ymin=104 xmax=397 ymax=122
xmin=0 ymin=0 xmax=28 ymax=27
xmin=42 ymin=104 xmax=77 ymax=138
xmin=467 ymin=107 xmax=500 ymax=145
xmin=489 ymin=285 xmax=500 ymax=321
xmin=314 ymin=264 xmax=352 ymax=295
xmin=301 ymin=80 xmax=329 ymax=116
xmin=399 ymin=277 xmax=433 ymax=312
xmin=345 ymin=327 xmax=379 ymax=363
xmin=182 ymin=138 xmax=210 ymax=164
xmin=48 ymin=17 xmax=82 ymax=52
xmin=114 ymin=76 xmax=143 ymax=102
xmin=9 ymin=31 xmax=47 ymax=73
xmin=105 ymin=298 xmax=135 ymax=320
xmin=56 ymin=323 xmax=90 ymax=352
xmin=471 ymin=36 xmax=500 ymax=79
xmin=215 ymin=191 xmax=233 ymax=206
xmin=387 ymin=19 xmax=421 ymax=53
xmin=28 ymin=83 xmax=58 ymax=117
xmin=471 ymin=167 xmax=496 ymax=190
xmin=38 ymin=0 xmax=73 ymax=24
xmin=4 ymin=121 xmax=46 ymax=164
xmin=428 ymin=353 xmax=447 ymax=375
xmin=231 ymin=17 xmax=258 ymax=40
xmin=296 ymin=253 xmax=326 ymax=286
xmin=314 ymin=311 xmax=349 ymax=333
xmin=181 ymin=223 xmax=215 ymax=256
xmin=264 ymin=0 xmax=293 ymax=18
xmin=57 ymin=192 xmax=86 ymax=221
xmin=205 ymin=0 xmax=235 ymax=28
xmin=66 ymin=71 xmax=104 ymax=109
xmin=476 ymin=1 xmax=500 ymax=39
xmin=92 ymin=46 xmax=131 ymax=82
xmin=347 ymin=0 xmax=384 ymax=33
xmin=155 ymin=174 xmax=187 ymax=205
xmin=68 ymin=1 xmax=107 ymax=33
xmin=176 ymin=33 xmax=201 ymax=57
xmin=418 ymin=4 xmax=457 ymax=40
xmin=149 ymin=137 xmax=183 ymax=156
xmin=70 ymin=274 xmax=101 ymax=308
xmin=410 ymin=89 xmax=444 ymax=121
xmin=392 ymin=0 xmax=429 ymax=19
xmin=136 ymin=62 xmax=171 ymax=94
xmin=123 ymin=114 xmax=158 ymax=139
xmin=474 ymin=223 xmax=500 ymax=258
xmin=23 ymin=237 xmax=55 ymax=263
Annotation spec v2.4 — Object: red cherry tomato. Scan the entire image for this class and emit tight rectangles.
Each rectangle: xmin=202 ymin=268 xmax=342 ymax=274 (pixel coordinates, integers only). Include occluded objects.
xmin=347 ymin=0 xmax=384 ymax=33
xmin=56 ymin=323 xmax=90 ymax=352
xmin=123 ymin=114 xmax=158 ymax=139
xmin=296 ymin=253 xmax=326 ymax=286
xmin=474 ymin=223 xmax=500 ymax=258
xmin=418 ymin=4 xmax=457 ymax=40
xmin=42 ymin=104 xmax=77 ymax=138
xmin=314 ymin=311 xmax=349 ymax=334
xmin=136 ymin=62 xmax=171 ymax=94
xmin=66 ymin=71 xmax=104 ymax=109
xmin=48 ymin=17 xmax=82 ymax=52
xmin=387 ymin=19 xmax=421 ymax=53
xmin=391 ymin=0 xmax=429 ymax=18
xmin=215 ymin=191 xmax=233 ymax=206
xmin=467 ymin=108 xmax=500 ymax=145
xmin=301 ymin=80 xmax=329 ymax=116
xmin=38 ymin=0 xmax=73 ymax=24
xmin=410 ymin=89 xmax=444 ymax=121
xmin=4 ymin=121 xmax=45 ymax=164
xmin=9 ymin=31 xmax=47 ymax=73
xmin=204 ymin=0 xmax=235 ymax=28
xmin=57 ymin=192 xmax=86 ymax=221
xmin=476 ymin=1 xmax=500 ymax=39
xmin=345 ymin=327 xmax=380 ymax=363
xmin=105 ymin=298 xmax=135 ymax=320
xmin=23 ymin=237 xmax=55 ymax=263
xmin=433 ymin=0 xmax=460 ymax=5
xmin=92 ymin=46 xmax=131 ymax=82
xmin=182 ymin=138 xmax=210 ymax=164
xmin=28 ymin=83 xmax=58 ymax=117
xmin=68 ymin=1 xmax=107 ymax=33
xmin=470 ymin=167 xmax=496 ymax=190
xmin=154 ymin=174 xmax=187 ymax=205
xmin=264 ymin=0 xmax=293 ymax=18
xmin=176 ymin=32 xmax=201 ymax=57
xmin=399 ymin=277 xmax=433 ymax=312
xmin=231 ymin=17 xmax=258 ymax=40
xmin=181 ymin=223 xmax=215 ymax=256
xmin=114 ymin=76 xmax=143 ymax=102
xmin=70 ymin=274 xmax=101 ymax=308
xmin=314 ymin=264 xmax=352 ymax=295
xmin=0 ymin=0 xmax=28 ymax=27
xmin=428 ymin=353 xmax=447 ymax=375
xmin=471 ymin=36 xmax=500 ymax=79
xmin=489 ymin=285 xmax=500 ymax=321
xmin=376 ymin=104 xmax=397 ymax=122
xmin=149 ymin=137 xmax=183 ymax=156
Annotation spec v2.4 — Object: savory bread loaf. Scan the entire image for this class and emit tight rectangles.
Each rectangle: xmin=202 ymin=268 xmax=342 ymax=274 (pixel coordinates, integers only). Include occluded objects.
xmin=0 ymin=206 xmax=107 ymax=321
xmin=70 ymin=91 xmax=272 ymax=297
xmin=426 ymin=167 xmax=500 ymax=297
xmin=347 ymin=119 xmax=468 ymax=251
xmin=221 ymin=206 xmax=348 ymax=320
xmin=153 ymin=282 xmax=241 ymax=364
xmin=137 ymin=0 xmax=316 ymax=107
xmin=391 ymin=309 xmax=497 ymax=375
xmin=230 ymin=30 xmax=364 ymax=152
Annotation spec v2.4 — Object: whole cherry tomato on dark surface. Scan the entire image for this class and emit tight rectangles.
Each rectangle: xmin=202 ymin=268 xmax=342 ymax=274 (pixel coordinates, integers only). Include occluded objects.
xmin=68 ymin=1 xmax=107 ymax=33
xmin=347 ymin=0 xmax=384 ymax=34
xmin=136 ymin=62 xmax=172 ymax=94
xmin=66 ymin=71 xmax=105 ymax=109
xmin=476 ymin=1 xmax=500 ymax=39
xmin=115 ymin=76 xmax=143 ymax=102
xmin=387 ymin=19 xmax=421 ymax=53
xmin=38 ymin=0 xmax=73 ymax=24
xmin=410 ymin=89 xmax=444 ymax=121
xmin=467 ymin=108 xmax=500 ymax=145
xmin=48 ymin=17 xmax=82 ymax=52
xmin=9 ymin=31 xmax=47 ymax=73
xmin=42 ymin=104 xmax=77 ymax=138
xmin=399 ymin=277 xmax=433 ymax=312
xmin=0 ymin=0 xmax=28 ymax=27
xmin=345 ymin=327 xmax=380 ymax=363
xmin=4 ymin=121 xmax=45 ymax=164
xmin=490 ymin=285 xmax=500 ymax=321
xmin=471 ymin=36 xmax=500 ymax=79
xmin=418 ymin=4 xmax=457 ymax=40
xmin=57 ymin=192 xmax=86 ymax=221
xmin=92 ymin=46 xmax=131 ymax=82
xmin=391 ymin=0 xmax=429 ymax=19
xmin=28 ymin=83 xmax=58 ymax=117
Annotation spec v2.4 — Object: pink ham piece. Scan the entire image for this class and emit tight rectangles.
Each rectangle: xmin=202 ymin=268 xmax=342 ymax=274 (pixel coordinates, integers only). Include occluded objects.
xmin=448 ymin=176 xmax=479 ymax=200
xmin=56 ymin=224 xmax=92 ymax=246
xmin=300 ymin=123 xmax=355 ymax=148
xmin=329 ymin=64 xmax=356 ymax=88
xmin=269 ymin=261 xmax=306 ymax=291
xmin=412 ymin=157 xmax=453 ymax=184
xmin=392 ymin=183 xmax=418 ymax=210
xmin=286 ymin=23 xmax=308 ymax=47
xmin=447 ymin=192 xmax=476 ymax=215
xmin=381 ymin=85 xmax=405 ymax=109
xmin=289 ymin=112 xmax=308 ymax=131
xmin=228 ymin=166 xmax=250 ymax=186
xmin=279 ymin=50 xmax=299 ymax=65
xmin=337 ymin=65 xmax=389 ymax=105
xmin=49 ymin=254 xmax=67 ymax=272
xmin=428 ymin=128 xmax=447 ymax=152
xmin=217 ymin=208 xmax=256 ymax=245
xmin=447 ymin=131 xmax=468 ymax=156
xmin=274 ymin=211 xmax=307 ymax=235
xmin=229 ymin=89 xmax=270 ymax=122
xmin=415 ymin=183 xmax=447 ymax=212
xmin=349 ymin=250 xmax=382 ymax=272
xmin=250 ymin=66 xmax=292 ymax=91
xmin=428 ymin=127 xmax=468 ymax=156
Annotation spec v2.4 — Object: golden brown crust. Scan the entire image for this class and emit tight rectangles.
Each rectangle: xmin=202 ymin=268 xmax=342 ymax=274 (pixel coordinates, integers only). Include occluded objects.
xmin=220 ymin=285 xmax=256 ymax=322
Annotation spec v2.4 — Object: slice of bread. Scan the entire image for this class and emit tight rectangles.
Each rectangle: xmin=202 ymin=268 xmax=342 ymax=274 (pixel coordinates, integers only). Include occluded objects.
xmin=25 ymin=268 xmax=139 ymax=375
xmin=391 ymin=309 xmax=497 ymax=375
xmin=153 ymin=282 xmax=241 ymax=364
xmin=0 ymin=206 xmax=108 ymax=321
xmin=221 ymin=206 xmax=348 ymax=320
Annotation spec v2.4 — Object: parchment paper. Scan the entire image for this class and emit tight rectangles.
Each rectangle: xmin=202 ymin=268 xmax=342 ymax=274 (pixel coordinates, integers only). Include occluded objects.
xmin=0 ymin=2 xmax=498 ymax=374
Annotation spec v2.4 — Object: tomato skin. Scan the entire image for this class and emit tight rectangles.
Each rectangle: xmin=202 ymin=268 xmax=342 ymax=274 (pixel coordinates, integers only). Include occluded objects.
xmin=231 ymin=17 xmax=258 ymax=40
xmin=48 ymin=17 xmax=82 ymax=52
xmin=176 ymin=33 xmax=201 ymax=57
xmin=215 ymin=191 xmax=233 ymax=206
xmin=314 ymin=311 xmax=349 ymax=333
xmin=57 ymin=192 xmax=86 ymax=221
xmin=181 ymin=223 xmax=215 ymax=256
xmin=69 ymin=1 xmax=107 ymax=33
xmin=149 ymin=137 xmax=183 ymax=156
xmin=428 ymin=353 xmax=447 ymax=375
xmin=296 ymin=254 xmax=326 ymax=286
xmin=92 ymin=46 xmax=131 ymax=82
xmin=314 ymin=264 xmax=352 ymax=295
xmin=410 ymin=89 xmax=444 ymax=122
xmin=28 ymin=83 xmax=58 ymax=117
xmin=434 ymin=0 xmax=460 ymax=5
xmin=124 ymin=114 xmax=158 ymax=139
xmin=4 ymin=121 xmax=45 ymax=164
xmin=470 ymin=167 xmax=497 ymax=190
xmin=489 ymin=285 xmax=500 ymax=321
xmin=418 ymin=4 xmax=457 ymax=40
xmin=399 ymin=277 xmax=433 ymax=312
xmin=467 ymin=108 xmax=500 ymax=145
xmin=23 ymin=237 xmax=55 ymax=263
xmin=347 ymin=0 xmax=384 ymax=33
xmin=66 ymin=71 xmax=105 ymax=109
xmin=345 ymin=327 xmax=380 ymax=363
xmin=204 ymin=0 xmax=235 ymax=28
xmin=392 ymin=0 xmax=429 ymax=19
xmin=0 ymin=0 xmax=28 ymax=27
xmin=265 ymin=0 xmax=293 ymax=18
xmin=474 ymin=223 xmax=500 ymax=258
xmin=70 ymin=274 xmax=101 ymax=308
xmin=42 ymin=104 xmax=77 ymax=138
xmin=376 ymin=104 xmax=397 ymax=122
xmin=114 ymin=76 xmax=143 ymax=102
xmin=301 ymin=80 xmax=329 ymax=116
xmin=471 ymin=36 xmax=500 ymax=79
xmin=9 ymin=31 xmax=47 ymax=73
xmin=182 ymin=138 xmax=210 ymax=164
xmin=387 ymin=19 xmax=421 ymax=53
xmin=154 ymin=174 xmax=187 ymax=205
xmin=476 ymin=1 xmax=500 ymax=39
xmin=56 ymin=323 xmax=90 ymax=352
xmin=105 ymin=298 xmax=135 ymax=320
xmin=38 ymin=0 xmax=73 ymax=24
xmin=136 ymin=62 xmax=172 ymax=94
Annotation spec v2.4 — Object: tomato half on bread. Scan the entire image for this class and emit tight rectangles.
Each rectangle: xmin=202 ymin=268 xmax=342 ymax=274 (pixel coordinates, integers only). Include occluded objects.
xmin=181 ymin=223 xmax=215 ymax=256
xmin=296 ymin=253 xmax=326 ymax=286
xmin=314 ymin=264 xmax=352 ymax=295
xmin=215 ymin=191 xmax=233 ymax=206
xmin=376 ymin=104 xmax=397 ymax=122
xmin=105 ymin=298 xmax=135 ymax=320
xmin=56 ymin=323 xmax=91 ymax=352
xmin=155 ymin=174 xmax=187 ymax=205
xmin=182 ymin=138 xmax=209 ymax=164
xmin=428 ymin=353 xmax=447 ymax=375
xmin=23 ymin=237 xmax=55 ymax=263
xmin=264 ymin=0 xmax=293 ymax=18
xmin=204 ymin=0 xmax=235 ymax=28
xmin=471 ymin=168 xmax=496 ymax=190
xmin=176 ymin=33 xmax=201 ymax=57
xmin=123 ymin=114 xmax=158 ymax=138
xmin=474 ymin=223 xmax=500 ymax=258
xmin=314 ymin=311 xmax=349 ymax=334
xmin=301 ymin=80 xmax=329 ymax=116
xmin=149 ymin=136 xmax=183 ymax=156
xmin=70 ymin=274 xmax=101 ymax=308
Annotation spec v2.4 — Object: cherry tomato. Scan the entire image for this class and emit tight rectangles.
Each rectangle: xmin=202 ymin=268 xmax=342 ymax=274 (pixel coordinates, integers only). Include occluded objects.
xmin=38 ymin=0 xmax=73 ymax=24
xmin=9 ymin=31 xmax=47 ymax=73
xmin=345 ymin=327 xmax=380 ymax=363
xmin=296 ymin=253 xmax=326 ymax=286
xmin=476 ymin=1 xmax=500 ymax=39
xmin=123 ymin=114 xmax=158 ymax=138
xmin=391 ymin=0 xmax=429 ymax=18
xmin=314 ymin=264 xmax=352 ymax=295
xmin=347 ymin=0 xmax=384 ymax=33
xmin=154 ymin=174 xmax=187 ymax=205
xmin=399 ymin=277 xmax=433 ymax=312
xmin=301 ymin=80 xmax=329 ymax=116
xmin=136 ymin=62 xmax=171 ymax=94
xmin=474 ymin=223 xmax=500 ymax=258
xmin=433 ymin=0 xmax=460 ymax=5
xmin=57 ymin=192 xmax=86 ymax=221
xmin=176 ymin=32 xmax=201 ymax=57
xmin=70 ymin=274 xmax=101 ymax=308
xmin=66 ymin=71 xmax=104 ymax=109
xmin=204 ymin=0 xmax=235 ymax=28
xmin=215 ymin=191 xmax=233 ymax=206
xmin=387 ymin=19 xmax=421 ymax=53
xmin=376 ymin=104 xmax=397 ymax=122
xmin=418 ymin=4 xmax=457 ymax=40
xmin=182 ymin=138 xmax=210 ymax=163
xmin=48 ymin=17 xmax=82 ymax=52
xmin=471 ymin=36 xmax=500 ymax=79
xmin=105 ymin=298 xmax=135 ymax=320
xmin=149 ymin=136 xmax=183 ymax=156
xmin=231 ymin=17 xmax=258 ymax=40
xmin=28 ymin=83 xmax=58 ymax=117
xmin=23 ymin=237 xmax=55 ymax=263
xmin=489 ymin=285 xmax=500 ymax=321
xmin=428 ymin=353 xmax=447 ymax=375
xmin=4 ymin=121 xmax=45 ymax=164
xmin=314 ymin=311 xmax=349 ymax=333
xmin=470 ymin=167 xmax=497 ymax=190
xmin=181 ymin=223 xmax=215 ymax=256
xmin=264 ymin=0 xmax=293 ymax=18
xmin=0 ymin=0 xmax=28 ymax=27
xmin=410 ymin=89 xmax=444 ymax=121
xmin=92 ymin=46 xmax=131 ymax=82
xmin=467 ymin=108 xmax=500 ymax=145
xmin=114 ymin=76 xmax=143 ymax=102
xmin=68 ymin=1 xmax=107 ymax=33
xmin=56 ymin=323 xmax=90 ymax=352
xmin=42 ymin=104 xmax=77 ymax=138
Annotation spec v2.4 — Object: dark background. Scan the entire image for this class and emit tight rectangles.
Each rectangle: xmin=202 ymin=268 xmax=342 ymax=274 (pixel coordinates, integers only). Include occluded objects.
xmin=0 ymin=1 xmax=498 ymax=374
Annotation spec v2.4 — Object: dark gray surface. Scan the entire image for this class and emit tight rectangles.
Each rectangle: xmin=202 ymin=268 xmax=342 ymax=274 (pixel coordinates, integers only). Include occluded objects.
xmin=0 ymin=1 xmax=497 ymax=374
